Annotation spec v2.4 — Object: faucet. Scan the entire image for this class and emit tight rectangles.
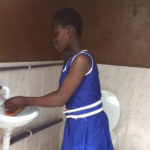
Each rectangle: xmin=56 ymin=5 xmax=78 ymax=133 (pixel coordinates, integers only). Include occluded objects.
xmin=0 ymin=85 xmax=10 ymax=105
xmin=0 ymin=86 xmax=10 ymax=96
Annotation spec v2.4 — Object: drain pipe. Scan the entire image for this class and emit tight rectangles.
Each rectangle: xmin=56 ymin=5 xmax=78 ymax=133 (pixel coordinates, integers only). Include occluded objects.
xmin=10 ymin=118 xmax=63 ymax=145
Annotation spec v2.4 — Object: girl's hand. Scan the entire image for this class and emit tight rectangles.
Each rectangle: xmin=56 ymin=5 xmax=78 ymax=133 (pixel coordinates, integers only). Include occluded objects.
xmin=4 ymin=96 xmax=26 ymax=116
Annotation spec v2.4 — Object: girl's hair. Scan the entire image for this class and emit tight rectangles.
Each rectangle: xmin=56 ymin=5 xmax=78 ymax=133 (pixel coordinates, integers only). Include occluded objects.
xmin=52 ymin=8 xmax=83 ymax=37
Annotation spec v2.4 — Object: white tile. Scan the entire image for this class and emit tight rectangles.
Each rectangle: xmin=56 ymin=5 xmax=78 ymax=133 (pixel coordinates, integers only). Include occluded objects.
xmin=98 ymin=64 xmax=150 ymax=150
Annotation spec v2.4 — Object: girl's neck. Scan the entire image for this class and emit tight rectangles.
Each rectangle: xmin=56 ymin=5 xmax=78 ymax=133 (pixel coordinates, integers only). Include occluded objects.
xmin=67 ymin=38 xmax=83 ymax=56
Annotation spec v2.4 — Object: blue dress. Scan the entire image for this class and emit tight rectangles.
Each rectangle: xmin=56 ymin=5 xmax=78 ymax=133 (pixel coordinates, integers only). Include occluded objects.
xmin=59 ymin=50 xmax=114 ymax=150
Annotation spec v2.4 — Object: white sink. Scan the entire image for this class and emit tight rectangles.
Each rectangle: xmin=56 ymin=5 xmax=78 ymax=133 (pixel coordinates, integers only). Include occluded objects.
xmin=0 ymin=106 xmax=39 ymax=129
xmin=0 ymin=88 xmax=39 ymax=150
xmin=0 ymin=94 xmax=39 ymax=129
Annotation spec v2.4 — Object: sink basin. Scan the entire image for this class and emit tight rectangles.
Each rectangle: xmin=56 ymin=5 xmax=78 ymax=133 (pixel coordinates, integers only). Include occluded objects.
xmin=0 ymin=86 xmax=40 ymax=150
xmin=0 ymin=106 xmax=39 ymax=129
xmin=0 ymin=95 xmax=39 ymax=129
xmin=0 ymin=105 xmax=39 ymax=150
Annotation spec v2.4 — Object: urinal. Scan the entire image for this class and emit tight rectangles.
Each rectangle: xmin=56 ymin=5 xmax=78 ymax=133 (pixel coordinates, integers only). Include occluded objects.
xmin=101 ymin=90 xmax=120 ymax=148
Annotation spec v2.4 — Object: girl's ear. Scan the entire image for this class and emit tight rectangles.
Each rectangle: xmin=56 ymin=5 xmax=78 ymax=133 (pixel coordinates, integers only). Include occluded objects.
xmin=66 ymin=25 xmax=74 ymax=37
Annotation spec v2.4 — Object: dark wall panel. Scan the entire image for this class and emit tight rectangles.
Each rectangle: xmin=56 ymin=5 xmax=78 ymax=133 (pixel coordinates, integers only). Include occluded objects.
xmin=68 ymin=0 xmax=150 ymax=68
xmin=1 ymin=0 xmax=150 ymax=68
xmin=0 ymin=0 xmax=67 ymax=62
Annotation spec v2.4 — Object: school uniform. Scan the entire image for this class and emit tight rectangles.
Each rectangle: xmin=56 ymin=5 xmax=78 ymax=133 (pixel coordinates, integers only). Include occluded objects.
xmin=59 ymin=50 xmax=114 ymax=150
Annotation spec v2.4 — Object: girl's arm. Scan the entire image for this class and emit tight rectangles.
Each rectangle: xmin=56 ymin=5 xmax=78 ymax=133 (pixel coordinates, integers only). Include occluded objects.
xmin=5 ymin=54 xmax=92 ymax=110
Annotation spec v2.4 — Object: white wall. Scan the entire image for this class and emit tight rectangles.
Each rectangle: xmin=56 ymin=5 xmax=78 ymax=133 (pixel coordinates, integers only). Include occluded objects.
xmin=98 ymin=64 xmax=150 ymax=150
xmin=1 ymin=62 xmax=149 ymax=150
xmin=0 ymin=61 xmax=65 ymax=150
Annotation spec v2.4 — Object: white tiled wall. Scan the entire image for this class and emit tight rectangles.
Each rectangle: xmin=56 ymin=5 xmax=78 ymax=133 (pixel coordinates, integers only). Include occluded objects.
xmin=0 ymin=62 xmax=149 ymax=150
xmin=98 ymin=64 xmax=150 ymax=150
xmin=0 ymin=61 xmax=65 ymax=150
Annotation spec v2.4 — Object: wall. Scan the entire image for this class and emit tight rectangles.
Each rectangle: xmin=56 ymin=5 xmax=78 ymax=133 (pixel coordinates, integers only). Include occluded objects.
xmin=0 ymin=61 xmax=65 ymax=150
xmin=1 ymin=0 xmax=150 ymax=67
xmin=68 ymin=0 xmax=150 ymax=68
xmin=0 ymin=0 xmax=67 ymax=62
xmin=0 ymin=62 xmax=149 ymax=150
xmin=97 ymin=64 xmax=150 ymax=150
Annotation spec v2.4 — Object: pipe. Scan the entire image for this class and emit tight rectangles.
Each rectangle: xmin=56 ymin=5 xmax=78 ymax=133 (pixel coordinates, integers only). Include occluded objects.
xmin=0 ymin=62 xmax=63 ymax=72
xmin=10 ymin=118 xmax=63 ymax=145
xmin=2 ymin=128 xmax=12 ymax=150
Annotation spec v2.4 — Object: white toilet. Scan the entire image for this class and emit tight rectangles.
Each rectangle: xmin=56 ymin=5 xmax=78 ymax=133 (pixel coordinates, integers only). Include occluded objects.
xmin=101 ymin=90 xmax=120 ymax=148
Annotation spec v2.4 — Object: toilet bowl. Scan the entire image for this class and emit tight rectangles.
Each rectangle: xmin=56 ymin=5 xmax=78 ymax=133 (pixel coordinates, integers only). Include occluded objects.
xmin=101 ymin=90 xmax=120 ymax=148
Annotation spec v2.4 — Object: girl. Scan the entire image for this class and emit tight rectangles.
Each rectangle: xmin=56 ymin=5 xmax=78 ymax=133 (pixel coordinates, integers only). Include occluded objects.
xmin=5 ymin=8 xmax=114 ymax=150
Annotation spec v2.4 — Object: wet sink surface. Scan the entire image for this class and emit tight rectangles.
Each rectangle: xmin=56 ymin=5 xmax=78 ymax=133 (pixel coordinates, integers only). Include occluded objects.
xmin=0 ymin=105 xmax=39 ymax=129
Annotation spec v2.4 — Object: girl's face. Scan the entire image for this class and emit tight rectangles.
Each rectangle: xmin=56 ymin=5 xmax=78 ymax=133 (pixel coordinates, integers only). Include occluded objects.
xmin=51 ymin=22 xmax=70 ymax=53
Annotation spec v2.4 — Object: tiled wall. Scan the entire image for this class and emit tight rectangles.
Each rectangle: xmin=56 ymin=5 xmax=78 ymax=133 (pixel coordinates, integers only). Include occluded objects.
xmin=0 ymin=61 xmax=65 ymax=150
xmin=98 ymin=64 xmax=150 ymax=150
xmin=0 ymin=62 xmax=149 ymax=150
